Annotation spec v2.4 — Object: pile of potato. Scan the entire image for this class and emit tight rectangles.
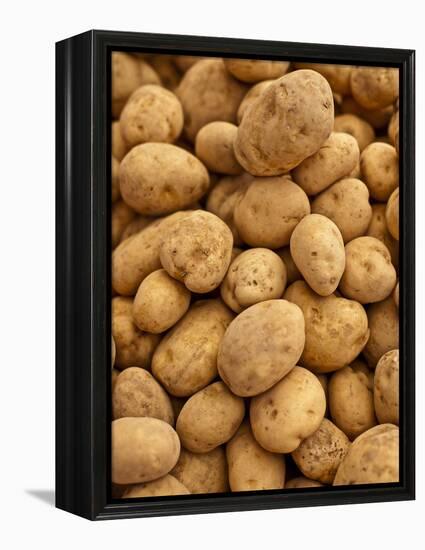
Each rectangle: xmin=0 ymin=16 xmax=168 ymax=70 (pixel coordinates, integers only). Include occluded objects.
xmin=111 ymin=52 xmax=400 ymax=498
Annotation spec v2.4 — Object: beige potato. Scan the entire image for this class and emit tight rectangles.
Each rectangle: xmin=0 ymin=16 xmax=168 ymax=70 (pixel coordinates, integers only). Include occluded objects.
xmin=284 ymin=281 xmax=369 ymax=373
xmin=119 ymin=85 xmax=183 ymax=146
xmin=334 ymin=424 xmax=399 ymax=485
xmin=292 ymin=132 xmax=360 ymax=195
xmin=360 ymin=142 xmax=399 ymax=201
xmin=133 ymin=269 xmax=191 ymax=334
xmin=339 ymin=237 xmax=396 ymax=303
xmin=250 ymin=366 xmax=326 ymax=453
xmin=111 ymin=200 xmax=136 ymax=249
xmin=176 ymin=381 xmax=245 ymax=453
xmin=120 ymin=215 xmax=153 ymax=243
xmin=374 ymin=349 xmax=399 ymax=425
xmin=195 ymin=122 xmax=242 ymax=175
xmin=112 ymin=156 xmax=120 ymax=203
xmin=291 ymin=418 xmax=350 ymax=484
xmin=386 ymin=187 xmax=399 ymax=241
xmin=234 ymin=177 xmax=310 ymax=248
xmin=293 ymin=63 xmax=352 ymax=95
xmin=341 ymin=96 xmax=393 ymax=129
xmin=350 ymin=67 xmax=399 ymax=110
xmin=227 ymin=423 xmax=286 ymax=491
xmin=112 ymin=121 xmax=131 ymax=161
xmin=364 ymin=297 xmax=399 ymax=367
xmin=285 ymin=477 xmax=324 ymax=489
xmin=276 ymin=247 xmax=302 ymax=284
xmin=394 ymin=281 xmax=399 ymax=308
xmin=224 ymin=58 xmax=290 ymax=83
xmin=218 ymin=299 xmax=305 ymax=396
xmin=311 ymin=178 xmax=372 ymax=243
xmin=220 ymin=248 xmax=287 ymax=313
xmin=171 ymin=447 xmax=229 ymax=494
xmin=111 ymin=296 xmax=160 ymax=370
xmin=152 ymin=299 xmax=234 ymax=397
xmin=234 ymin=70 xmax=334 ymax=175
xmin=160 ymin=210 xmax=233 ymax=293
xmin=112 ymin=417 xmax=180 ymax=485
xmin=333 ymin=114 xmax=375 ymax=151
xmin=119 ymin=143 xmax=210 ymax=216
xmin=122 ymin=475 xmax=190 ymax=497
xmin=112 ymin=367 xmax=174 ymax=424
xmin=290 ymin=214 xmax=345 ymax=296
xmin=366 ymin=203 xmax=399 ymax=269
xmin=237 ymin=80 xmax=275 ymax=123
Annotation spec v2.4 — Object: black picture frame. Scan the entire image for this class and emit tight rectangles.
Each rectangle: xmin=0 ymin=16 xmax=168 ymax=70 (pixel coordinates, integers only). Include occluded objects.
xmin=56 ymin=30 xmax=415 ymax=521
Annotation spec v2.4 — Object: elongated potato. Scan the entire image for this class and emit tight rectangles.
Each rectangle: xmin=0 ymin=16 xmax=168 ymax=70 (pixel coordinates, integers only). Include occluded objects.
xmin=363 ymin=297 xmax=399 ymax=367
xmin=171 ymin=447 xmax=229 ymax=494
xmin=374 ymin=349 xmax=399 ymax=425
xmin=122 ymin=475 xmax=190 ymax=497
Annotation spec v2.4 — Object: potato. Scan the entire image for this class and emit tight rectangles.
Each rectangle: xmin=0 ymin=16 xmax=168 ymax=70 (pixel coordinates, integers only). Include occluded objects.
xmin=285 ymin=477 xmax=324 ymax=489
xmin=133 ymin=269 xmax=191 ymax=334
xmin=227 ymin=423 xmax=286 ymax=491
xmin=237 ymin=80 xmax=275 ymax=123
xmin=112 ymin=156 xmax=120 ymax=203
xmin=388 ymin=108 xmax=399 ymax=145
xmin=119 ymin=85 xmax=183 ymax=146
xmin=176 ymin=59 xmax=247 ymax=141
xmin=119 ymin=143 xmax=210 ymax=216
xmin=220 ymin=248 xmax=287 ymax=313
xmin=152 ymin=299 xmax=233 ymax=397
xmin=176 ymin=381 xmax=245 ymax=453
xmin=350 ymin=67 xmax=399 ymax=110
xmin=276 ymin=246 xmax=302 ymax=284
xmin=112 ymin=367 xmax=174 ymax=423
xmin=224 ymin=59 xmax=290 ymax=83
xmin=366 ymin=203 xmax=399 ymax=269
xmin=112 ymin=417 xmax=180 ymax=485
xmin=119 ymin=215 xmax=153 ymax=243
xmin=111 ymin=335 xmax=116 ymax=369
xmin=175 ymin=55 xmax=208 ymax=72
xmin=360 ymin=143 xmax=399 ymax=201
xmin=328 ymin=360 xmax=377 ymax=440
xmin=311 ymin=178 xmax=372 ymax=243
xmin=171 ymin=447 xmax=229 ymax=494
xmin=149 ymin=55 xmax=181 ymax=90
xmin=160 ymin=210 xmax=233 ymax=293
xmin=386 ymin=187 xmax=399 ymax=241
xmin=333 ymin=114 xmax=375 ymax=151
xmin=374 ymin=349 xmax=399 ymax=425
xmin=111 ymin=297 xmax=160 ymax=370
xmin=290 ymin=214 xmax=345 ymax=296
xmin=394 ymin=281 xmax=399 ymax=308
xmin=341 ymin=96 xmax=393 ymax=129
xmin=234 ymin=177 xmax=310 ymax=248
xmin=292 ymin=132 xmax=360 ymax=195
xmin=122 ymin=475 xmax=190 ymax=497
xmin=112 ymin=368 xmax=119 ymax=393
xmin=334 ymin=424 xmax=399 ymax=485
xmin=291 ymin=418 xmax=350 ymax=484
xmin=293 ymin=63 xmax=352 ymax=95
xmin=339 ymin=237 xmax=396 ymax=303
xmin=195 ymin=122 xmax=243 ymax=175
xmin=234 ymin=70 xmax=334 ymax=175
xmin=250 ymin=366 xmax=326 ymax=453
xmin=111 ymin=200 xmax=136 ymax=248
xmin=112 ymin=121 xmax=130 ymax=161
xmin=284 ymin=281 xmax=369 ymax=373
xmin=218 ymin=299 xmax=305 ymax=396
xmin=364 ymin=297 xmax=399 ymax=367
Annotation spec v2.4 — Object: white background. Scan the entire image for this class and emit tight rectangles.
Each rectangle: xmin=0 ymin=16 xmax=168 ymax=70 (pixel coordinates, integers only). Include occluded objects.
xmin=0 ymin=0 xmax=423 ymax=548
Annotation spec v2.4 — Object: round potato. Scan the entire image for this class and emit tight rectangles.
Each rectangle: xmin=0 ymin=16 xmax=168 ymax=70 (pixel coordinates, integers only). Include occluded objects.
xmin=218 ymin=299 xmax=305 ymax=397
xmin=176 ymin=381 xmax=245 ymax=453
xmin=360 ymin=143 xmax=399 ymax=201
xmin=386 ymin=187 xmax=399 ymax=241
xmin=290 ymin=214 xmax=345 ymax=296
xmin=350 ymin=67 xmax=399 ymax=110
xmin=111 ymin=200 xmax=136 ymax=249
xmin=333 ymin=114 xmax=375 ymax=152
xmin=285 ymin=477 xmax=324 ymax=489
xmin=171 ymin=447 xmax=229 ymax=494
xmin=293 ymin=63 xmax=352 ymax=95
xmin=112 ymin=417 xmax=180 ymax=485
xmin=195 ymin=121 xmax=242 ymax=175
xmin=234 ymin=70 xmax=334 ymax=176
xmin=122 ymin=475 xmax=190 ymax=498
xmin=374 ymin=349 xmax=399 ymax=425
xmin=112 ymin=121 xmax=130 ymax=161
xmin=341 ymin=96 xmax=393 ymax=129
xmin=237 ymin=80 xmax=275 ymax=123
xmin=366 ymin=203 xmax=399 ymax=269
xmin=152 ymin=299 xmax=234 ymax=397
xmin=364 ymin=297 xmax=399 ymax=367
xmin=224 ymin=58 xmax=290 ymax=83
xmin=112 ymin=156 xmax=120 ymax=203
xmin=250 ymin=366 xmax=326 ymax=453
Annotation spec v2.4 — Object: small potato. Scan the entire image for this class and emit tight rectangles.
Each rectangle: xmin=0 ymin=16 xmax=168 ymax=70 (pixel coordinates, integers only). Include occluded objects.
xmin=112 ymin=297 xmax=160 ymax=370
xmin=119 ymin=85 xmax=183 ymax=146
xmin=218 ymin=300 xmax=305 ymax=397
xmin=328 ymin=361 xmax=377 ymax=440
xmin=284 ymin=281 xmax=370 ymax=373
xmin=364 ymin=297 xmax=399 ymax=367
xmin=334 ymin=114 xmax=375 ymax=152
xmin=292 ymin=132 xmax=360 ymax=196
xmin=152 ymin=300 xmax=234 ymax=397
xmin=220 ymin=248 xmax=287 ymax=313
xmin=112 ymin=156 xmax=120 ymax=203
xmin=120 ymin=215 xmax=153 ymax=243
xmin=112 ymin=417 xmax=180 ymax=485
xmin=285 ymin=477 xmax=324 ymax=489
xmin=120 ymin=143 xmax=210 ymax=216
xmin=393 ymin=281 xmax=399 ymax=308
xmin=176 ymin=381 xmax=245 ymax=453
xmin=290 ymin=214 xmax=345 ymax=296
xmin=195 ymin=122 xmax=242 ymax=175
xmin=160 ymin=210 xmax=233 ymax=293
xmin=122 ymin=475 xmax=190 ymax=497
xmin=234 ymin=177 xmax=310 ymax=248
xmin=224 ymin=58 xmax=290 ymax=83
xmin=341 ymin=96 xmax=393 ymax=129
xmin=276 ymin=247 xmax=302 ymax=284
xmin=291 ymin=418 xmax=350 ymax=484
xmin=293 ymin=63 xmax=352 ymax=95
xmin=374 ymin=349 xmax=399 ymax=425
xmin=339 ymin=237 xmax=396 ymax=303
xmin=237 ymin=80 xmax=275 ymax=123
xmin=171 ymin=447 xmax=229 ymax=494
xmin=334 ymin=424 xmax=399 ymax=485
xmin=111 ymin=200 xmax=136 ymax=249
xmin=112 ymin=367 xmax=174 ymax=424
xmin=227 ymin=423 xmax=286 ymax=491
xmin=133 ymin=269 xmax=191 ymax=334
xmin=360 ymin=143 xmax=399 ymax=201
xmin=311 ymin=178 xmax=372 ymax=243
xmin=350 ymin=67 xmax=399 ymax=110
xmin=112 ymin=121 xmax=131 ymax=161
xmin=250 ymin=366 xmax=326 ymax=453
xmin=234 ymin=70 xmax=334 ymax=175
xmin=386 ymin=187 xmax=399 ymax=241
xmin=366 ymin=203 xmax=399 ymax=269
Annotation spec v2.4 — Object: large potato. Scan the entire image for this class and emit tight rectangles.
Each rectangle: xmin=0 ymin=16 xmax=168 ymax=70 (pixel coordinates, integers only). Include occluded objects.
xmin=333 ymin=114 xmax=375 ymax=151
xmin=195 ymin=121 xmax=243 ymax=175
xmin=374 ymin=349 xmax=399 ymax=425
xmin=171 ymin=447 xmax=229 ymax=494
xmin=224 ymin=58 xmax=290 ymax=83
xmin=122 ymin=475 xmax=190 ymax=498
xmin=350 ymin=67 xmax=399 ymax=110
xmin=360 ymin=143 xmax=399 ymax=201
xmin=218 ymin=299 xmax=305 ymax=396
xmin=293 ymin=63 xmax=352 ymax=95
xmin=386 ymin=187 xmax=399 ymax=241
xmin=237 ymin=80 xmax=275 ymax=123
xmin=234 ymin=70 xmax=334 ymax=176
xmin=152 ymin=299 xmax=234 ymax=397
xmin=364 ymin=297 xmax=399 ymax=367
xmin=176 ymin=382 xmax=245 ymax=453
xmin=366 ymin=203 xmax=399 ymax=269
xmin=250 ymin=366 xmax=326 ymax=453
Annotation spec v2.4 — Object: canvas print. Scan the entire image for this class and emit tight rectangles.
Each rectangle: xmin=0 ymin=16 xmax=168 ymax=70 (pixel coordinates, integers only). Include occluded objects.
xmin=110 ymin=53 xmax=399 ymax=499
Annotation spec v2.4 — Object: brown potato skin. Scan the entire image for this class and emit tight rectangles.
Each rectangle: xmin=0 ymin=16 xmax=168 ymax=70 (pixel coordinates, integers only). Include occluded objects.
xmin=333 ymin=114 xmax=375 ymax=152
xmin=218 ymin=299 xmax=305 ymax=397
xmin=350 ymin=67 xmax=399 ymax=110
xmin=195 ymin=121 xmax=243 ymax=175
xmin=224 ymin=59 xmax=290 ymax=83
xmin=374 ymin=349 xmax=399 ymax=425
xmin=176 ymin=382 xmax=245 ymax=453
xmin=237 ymin=80 xmax=275 ymax=123
xmin=285 ymin=477 xmax=324 ymax=488
xmin=386 ymin=187 xmax=399 ymax=241
xmin=360 ymin=143 xmax=399 ymax=202
xmin=364 ymin=297 xmax=399 ymax=367
xmin=122 ymin=475 xmax=190 ymax=498
xmin=171 ymin=447 xmax=229 ymax=494
xmin=366 ymin=203 xmax=399 ymax=269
